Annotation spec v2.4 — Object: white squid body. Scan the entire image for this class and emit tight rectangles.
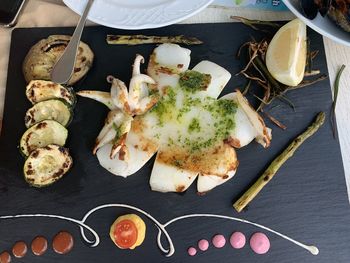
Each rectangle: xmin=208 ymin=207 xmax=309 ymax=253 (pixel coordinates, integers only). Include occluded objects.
xmin=96 ymin=44 xmax=271 ymax=193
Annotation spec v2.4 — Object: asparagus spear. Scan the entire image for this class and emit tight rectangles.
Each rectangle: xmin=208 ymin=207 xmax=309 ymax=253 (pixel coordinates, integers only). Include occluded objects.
xmin=106 ymin=35 xmax=203 ymax=46
xmin=233 ymin=112 xmax=325 ymax=213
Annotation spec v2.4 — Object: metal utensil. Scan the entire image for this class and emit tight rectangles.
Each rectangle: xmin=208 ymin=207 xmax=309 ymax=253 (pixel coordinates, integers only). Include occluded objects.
xmin=51 ymin=0 xmax=94 ymax=84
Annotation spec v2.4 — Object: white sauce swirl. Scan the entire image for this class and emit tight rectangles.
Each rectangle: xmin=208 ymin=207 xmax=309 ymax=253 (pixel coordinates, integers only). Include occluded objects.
xmin=0 ymin=204 xmax=319 ymax=257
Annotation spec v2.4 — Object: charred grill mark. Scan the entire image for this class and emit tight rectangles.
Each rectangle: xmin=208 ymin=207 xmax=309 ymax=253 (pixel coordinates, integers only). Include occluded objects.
xmin=42 ymin=40 xmax=69 ymax=53
xmin=29 ymin=88 xmax=35 ymax=98
xmin=176 ymin=185 xmax=185 ymax=192
xmin=24 ymin=115 xmax=32 ymax=124
xmin=26 ymin=169 xmax=34 ymax=175
xmin=36 ymin=122 xmax=47 ymax=129
xmin=63 ymin=161 xmax=69 ymax=168
xmin=224 ymin=137 xmax=241 ymax=148
xmin=25 ymin=132 xmax=33 ymax=152
xmin=119 ymin=146 xmax=128 ymax=161
xmin=157 ymin=66 xmax=174 ymax=75
xmin=60 ymin=88 xmax=68 ymax=97
xmin=31 ymin=150 xmax=39 ymax=158
xmin=53 ymin=169 xmax=64 ymax=178
xmin=58 ymin=146 xmax=67 ymax=154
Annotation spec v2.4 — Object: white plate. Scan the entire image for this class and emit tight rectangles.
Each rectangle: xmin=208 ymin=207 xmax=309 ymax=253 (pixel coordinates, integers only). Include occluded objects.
xmin=283 ymin=0 xmax=350 ymax=47
xmin=63 ymin=0 xmax=213 ymax=29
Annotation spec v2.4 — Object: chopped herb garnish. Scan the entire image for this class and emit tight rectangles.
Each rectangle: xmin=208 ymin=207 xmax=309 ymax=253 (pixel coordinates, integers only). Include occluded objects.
xmin=188 ymin=118 xmax=201 ymax=133
xmin=179 ymin=70 xmax=211 ymax=93
xmin=149 ymin=86 xmax=238 ymax=152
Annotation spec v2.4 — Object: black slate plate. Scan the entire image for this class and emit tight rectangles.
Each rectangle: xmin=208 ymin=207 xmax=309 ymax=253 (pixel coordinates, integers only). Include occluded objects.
xmin=0 ymin=23 xmax=350 ymax=263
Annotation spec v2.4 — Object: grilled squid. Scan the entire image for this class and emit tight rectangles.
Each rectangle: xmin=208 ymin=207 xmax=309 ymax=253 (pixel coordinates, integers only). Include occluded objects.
xmin=77 ymin=54 xmax=157 ymax=160
xmin=79 ymin=44 xmax=272 ymax=193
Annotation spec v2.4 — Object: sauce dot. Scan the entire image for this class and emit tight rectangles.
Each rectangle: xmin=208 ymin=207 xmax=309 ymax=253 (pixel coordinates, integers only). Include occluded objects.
xmin=52 ymin=231 xmax=74 ymax=255
xmin=198 ymin=239 xmax=209 ymax=251
xmin=250 ymin=232 xmax=270 ymax=254
xmin=212 ymin=234 xmax=226 ymax=248
xmin=12 ymin=241 xmax=27 ymax=258
xmin=0 ymin=251 xmax=11 ymax=263
xmin=31 ymin=236 xmax=48 ymax=256
xmin=187 ymin=247 xmax=197 ymax=256
xmin=230 ymin=232 xmax=246 ymax=249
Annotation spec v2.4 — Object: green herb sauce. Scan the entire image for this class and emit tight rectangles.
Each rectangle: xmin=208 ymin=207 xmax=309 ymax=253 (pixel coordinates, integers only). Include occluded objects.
xmin=188 ymin=118 xmax=201 ymax=133
xmin=179 ymin=70 xmax=211 ymax=93
xmin=148 ymin=81 xmax=238 ymax=152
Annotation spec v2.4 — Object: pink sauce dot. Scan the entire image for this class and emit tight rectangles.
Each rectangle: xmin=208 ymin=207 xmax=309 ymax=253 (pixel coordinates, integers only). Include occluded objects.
xmin=212 ymin=234 xmax=226 ymax=248
xmin=187 ymin=247 xmax=197 ymax=256
xmin=198 ymin=239 xmax=209 ymax=251
xmin=250 ymin=232 xmax=270 ymax=254
xmin=230 ymin=232 xmax=246 ymax=249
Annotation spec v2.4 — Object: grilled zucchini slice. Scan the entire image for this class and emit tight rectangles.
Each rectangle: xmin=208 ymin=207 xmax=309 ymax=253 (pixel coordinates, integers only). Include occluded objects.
xmin=24 ymin=144 xmax=73 ymax=187
xmin=24 ymin=99 xmax=72 ymax=128
xmin=20 ymin=120 xmax=68 ymax=156
xmin=26 ymin=80 xmax=76 ymax=106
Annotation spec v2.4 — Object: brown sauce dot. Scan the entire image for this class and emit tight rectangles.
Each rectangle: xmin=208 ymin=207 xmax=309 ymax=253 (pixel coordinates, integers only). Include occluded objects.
xmin=31 ymin=236 xmax=48 ymax=256
xmin=0 ymin=251 xmax=11 ymax=263
xmin=12 ymin=241 xmax=27 ymax=258
xmin=52 ymin=231 xmax=74 ymax=255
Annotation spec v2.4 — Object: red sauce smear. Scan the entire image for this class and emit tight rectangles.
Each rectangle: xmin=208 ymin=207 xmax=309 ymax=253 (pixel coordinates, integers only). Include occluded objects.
xmin=31 ymin=236 xmax=48 ymax=256
xmin=12 ymin=241 xmax=27 ymax=258
xmin=0 ymin=251 xmax=11 ymax=263
xmin=52 ymin=231 xmax=74 ymax=255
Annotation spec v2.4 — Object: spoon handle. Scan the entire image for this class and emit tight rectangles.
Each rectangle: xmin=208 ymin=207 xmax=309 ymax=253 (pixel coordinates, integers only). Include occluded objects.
xmin=51 ymin=0 xmax=94 ymax=84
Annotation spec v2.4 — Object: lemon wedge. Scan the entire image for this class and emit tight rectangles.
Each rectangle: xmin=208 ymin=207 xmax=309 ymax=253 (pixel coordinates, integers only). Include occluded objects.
xmin=266 ymin=19 xmax=307 ymax=86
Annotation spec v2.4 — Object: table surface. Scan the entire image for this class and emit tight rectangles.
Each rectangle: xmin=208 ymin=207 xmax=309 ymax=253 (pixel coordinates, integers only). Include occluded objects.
xmin=0 ymin=0 xmax=349 ymax=202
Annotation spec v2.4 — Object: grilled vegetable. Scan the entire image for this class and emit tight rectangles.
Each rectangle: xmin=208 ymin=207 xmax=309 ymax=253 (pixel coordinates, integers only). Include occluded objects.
xmin=20 ymin=120 xmax=68 ymax=156
xmin=24 ymin=144 xmax=73 ymax=187
xmin=106 ymin=34 xmax=203 ymax=46
xmin=23 ymin=35 xmax=94 ymax=85
xmin=26 ymin=80 xmax=76 ymax=106
xmin=233 ymin=112 xmax=325 ymax=212
xmin=24 ymin=99 xmax=73 ymax=128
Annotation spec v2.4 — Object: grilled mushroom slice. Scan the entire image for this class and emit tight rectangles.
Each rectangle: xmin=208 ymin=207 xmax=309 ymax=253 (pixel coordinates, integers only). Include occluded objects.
xmin=23 ymin=35 xmax=94 ymax=85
